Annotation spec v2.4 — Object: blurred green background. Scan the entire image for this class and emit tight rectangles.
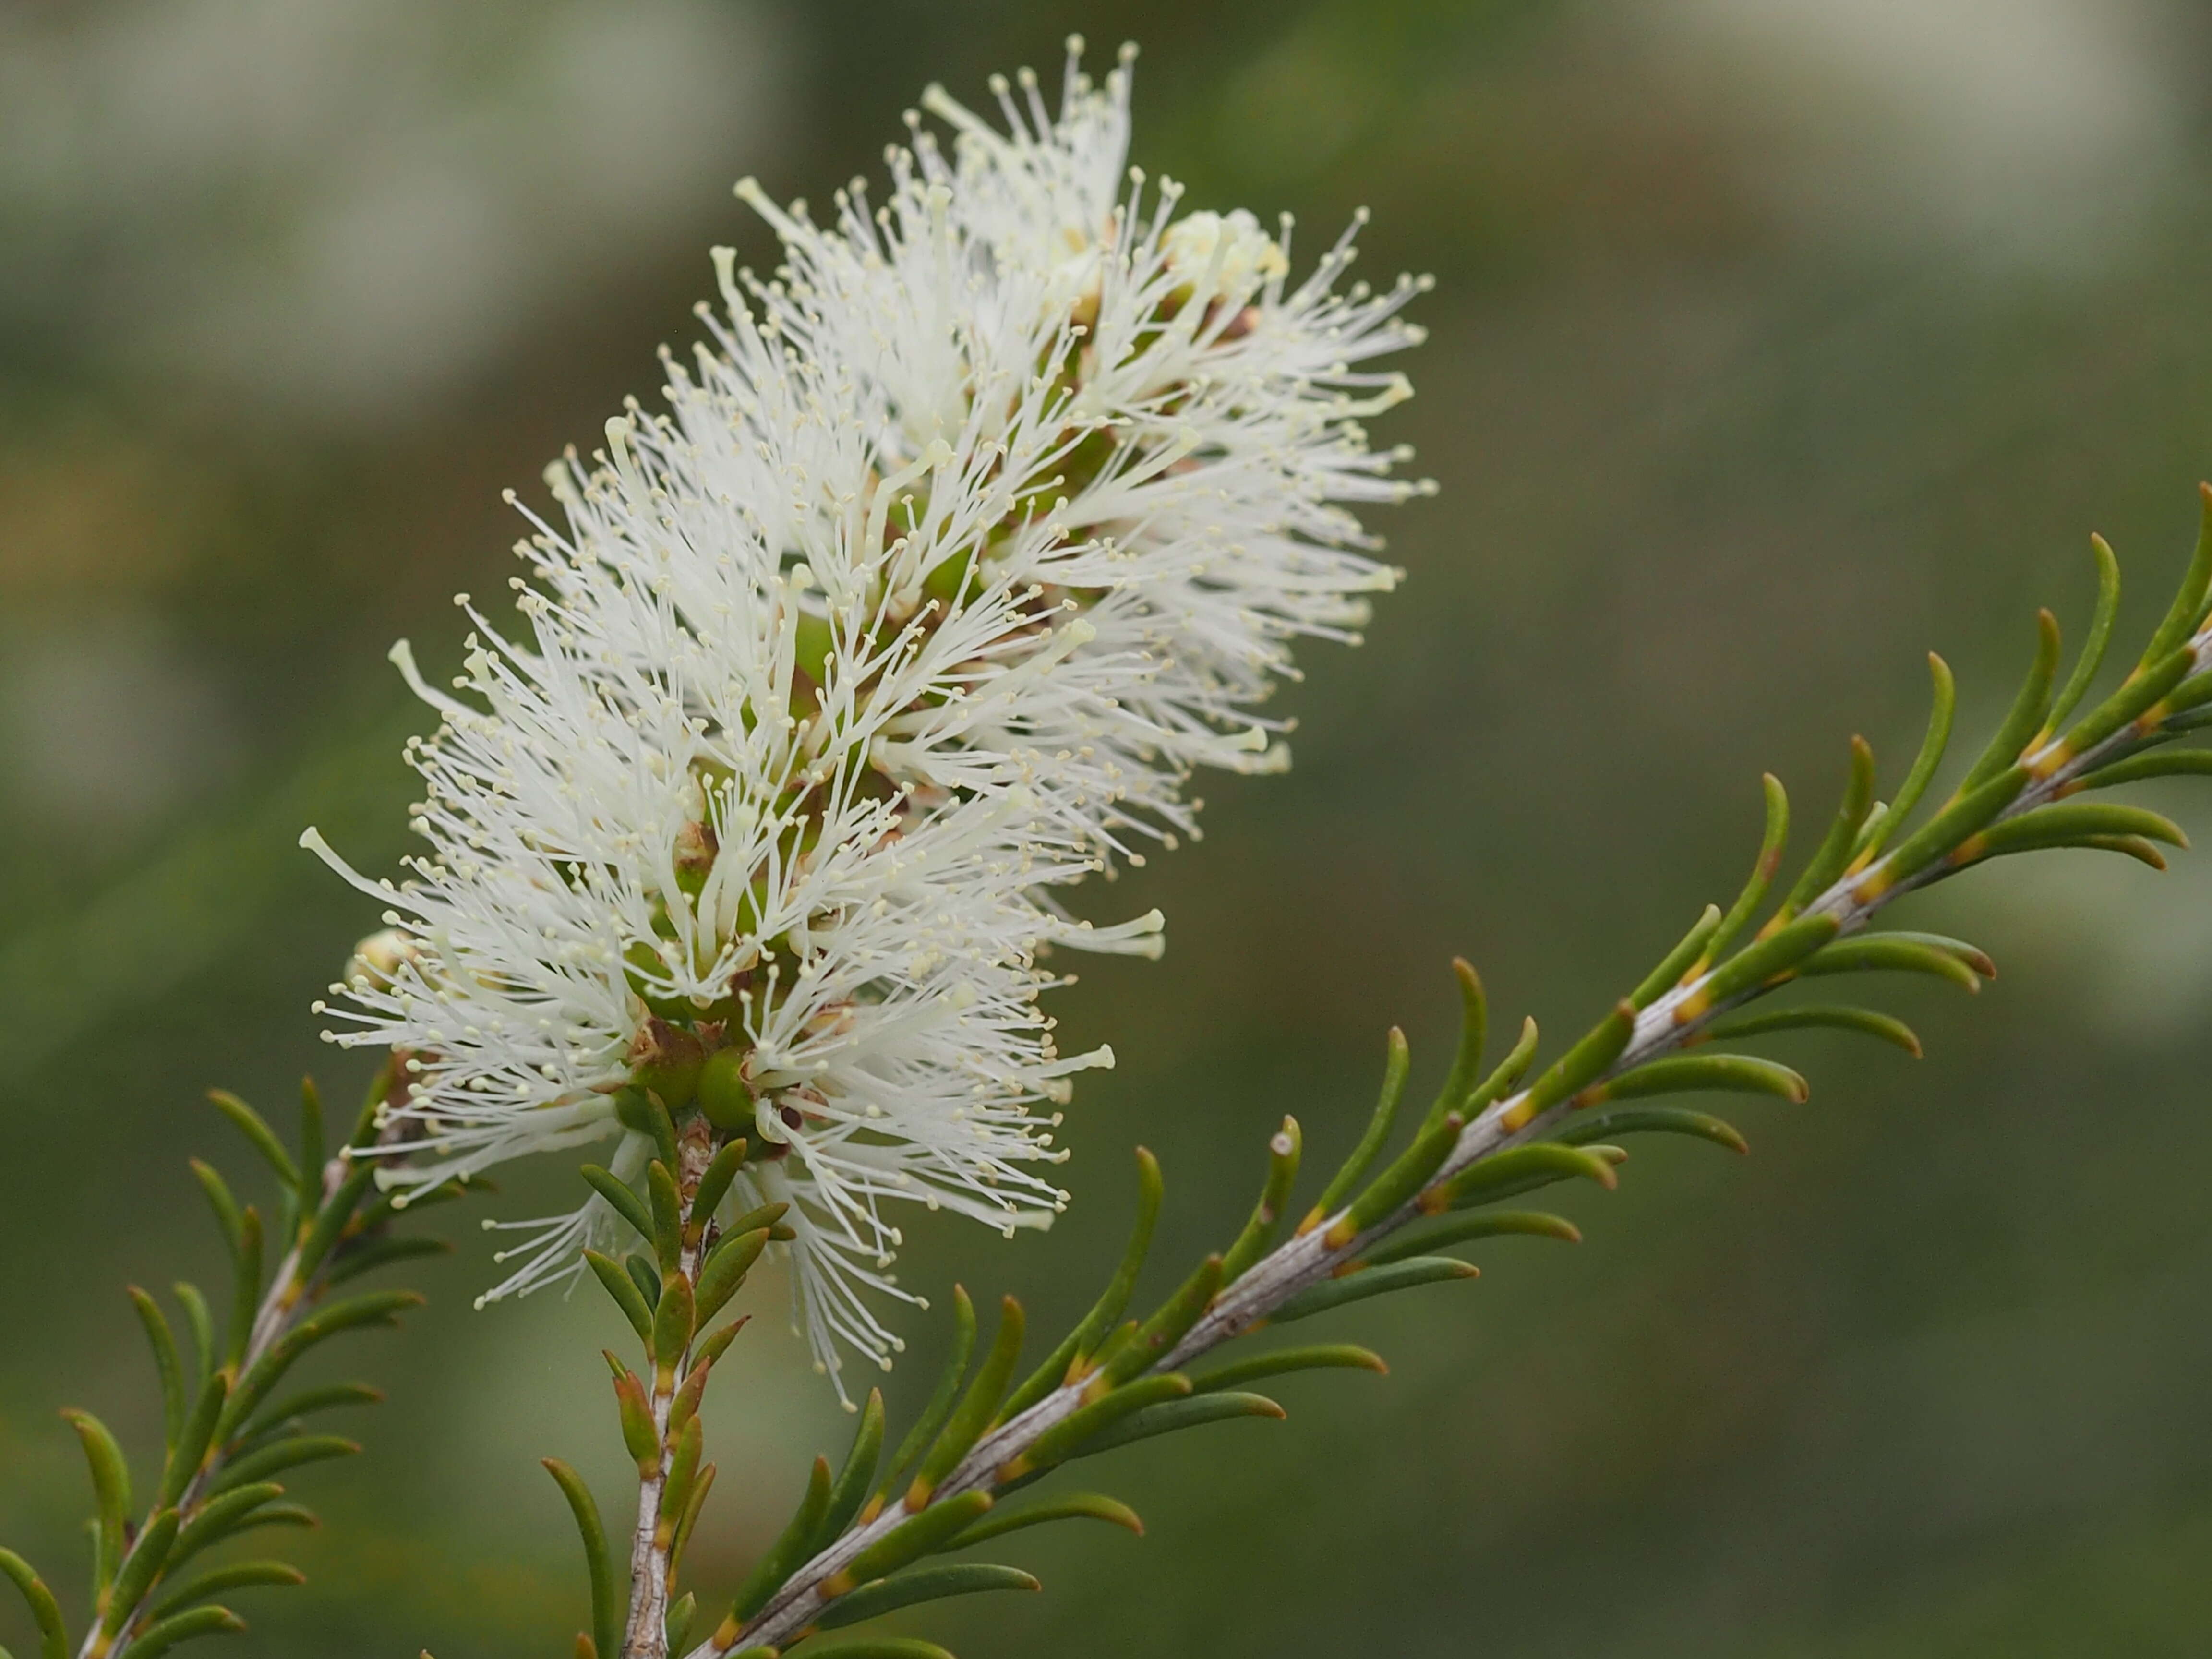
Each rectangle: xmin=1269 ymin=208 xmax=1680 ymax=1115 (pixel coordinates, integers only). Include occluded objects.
xmin=7 ymin=1 xmax=2212 ymax=1654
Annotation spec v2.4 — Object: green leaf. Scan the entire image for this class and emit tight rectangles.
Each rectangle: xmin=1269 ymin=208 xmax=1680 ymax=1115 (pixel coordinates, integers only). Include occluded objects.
xmin=156 ymin=1374 xmax=228 ymax=1512
xmin=167 ymin=1486 xmax=284 ymax=1573
xmin=672 ymin=1463 xmax=718 ymax=1577
xmin=2045 ymin=536 xmax=2122 ymax=735
xmin=172 ymin=1284 xmax=215 ymax=1390
xmin=625 ymin=1254 xmax=661 ymax=1314
xmin=207 ymin=1091 xmax=302 ymax=1194
xmin=292 ymin=1159 xmax=377 ymax=1285
xmin=149 ymin=1563 xmax=304 ymax=1623
xmin=610 ymin=1362 xmax=657 ymax=1475
xmin=1584 ymin=1053 xmax=1806 ymax=1105
xmin=1688 ymin=913 xmax=1841 ymax=1014
xmin=833 ymin=1491 xmax=994 ymax=1591
xmin=999 ymin=1374 xmax=1192 ymax=1483
xmin=799 ymin=1642 xmax=954 ymax=1659
xmin=1364 ymin=1210 xmax=1581 ymax=1269
xmin=1856 ymin=654 xmax=1957 ymax=861
xmin=662 ymin=1417 xmax=704 ymax=1537
xmin=1512 ymin=999 xmax=1636 ymax=1126
xmin=1270 ymin=1257 xmax=1480 ymax=1325
xmin=215 ymin=1289 xmax=421 ymax=1442
xmin=117 ymin=1603 xmax=244 ymax=1659
xmin=2077 ymin=748 xmax=2212 ymax=789
xmin=909 ymin=1299 xmax=1025 ymax=1504
xmin=723 ymin=1201 xmax=790 ymax=1241
xmin=1960 ymin=800 xmax=2188 ymax=864
xmin=2138 ymin=484 xmax=2212 ymax=669
xmin=1301 ymin=1031 xmax=1409 ymax=1234
xmin=817 ymin=1563 xmax=1038 ymax=1631
xmin=224 ymin=1206 xmax=264 ymax=1372
xmin=812 ymin=1389 xmax=886 ymax=1554
xmin=1960 ymin=609 xmax=2061 ymax=795
xmin=694 ymin=1319 xmax=749 ymax=1371
xmin=0 ymin=1547 xmax=70 ymax=1659
xmin=237 ymin=1382 xmax=382 ymax=1452
xmin=1461 ymin=1014 xmax=1540 ymax=1118
xmin=1706 ymin=772 xmax=1791 ymax=964
xmin=60 ymin=1410 xmax=130 ymax=1590
xmin=1779 ymin=734 xmax=1878 ymax=916
xmin=324 ymin=1235 xmax=452 ymax=1287
xmin=1048 ymin=1144 xmax=1163 ymax=1382
xmin=2056 ymin=645 xmax=2196 ymax=766
xmin=188 ymin=1162 xmax=244 ymax=1257
xmin=1067 ymin=1391 xmax=1286 ymax=1460
xmin=1333 ymin=1102 xmax=1468 ymax=1244
xmin=881 ymin=1287 xmax=977 ymax=1506
xmin=1863 ymin=765 xmax=2025 ymax=895
xmin=1188 ymin=1344 xmax=1390 ymax=1391
xmin=651 ymin=1270 xmax=696 ymax=1373
xmin=647 ymin=1161 xmax=684 ymax=1273
xmin=614 ymin=1086 xmax=681 ymax=1175
xmin=578 ymin=1166 xmax=653 ymax=1250
xmin=583 ymin=1250 xmax=653 ymax=1346
xmin=1219 ymin=1117 xmax=1302 ymax=1284
xmin=220 ymin=1504 xmax=316 ymax=1542
xmin=1421 ymin=959 xmax=1489 ymax=1130
xmin=729 ymin=1457 xmax=834 ymax=1623
xmin=2161 ymin=667 xmax=2212 ymax=719
xmin=129 ymin=1287 xmax=187 ymax=1450
xmin=694 ymin=1227 xmax=770 ymax=1328
xmin=1441 ymin=1142 xmax=1618 ymax=1210
xmin=209 ymin=1436 xmax=357 ymax=1497
xmin=1557 ymin=1108 xmax=1748 ymax=1156
xmin=2081 ymin=832 xmax=2174 ymax=867
xmin=665 ymin=1590 xmax=697 ymax=1655
xmin=948 ymin=1492 xmax=1143 ymax=1548
xmin=296 ymin=1078 xmax=326 ymax=1209
xmin=99 ymin=1507 xmax=179 ymax=1640
xmin=363 ymin=1171 xmax=482 ymax=1223
xmin=689 ymin=1138 xmax=752 ymax=1232
xmin=1797 ymin=931 xmax=1992 ymax=992
xmin=1631 ymin=905 xmax=1722 ymax=1010
xmin=1099 ymin=1256 xmax=1222 ymax=1388
xmin=347 ymin=1063 xmax=392 ymax=1150
xmin=542 ymin=1458 xmax=622 ymax=1659
xmin=1705 ymin=1003 xmax=1921 ymax=1056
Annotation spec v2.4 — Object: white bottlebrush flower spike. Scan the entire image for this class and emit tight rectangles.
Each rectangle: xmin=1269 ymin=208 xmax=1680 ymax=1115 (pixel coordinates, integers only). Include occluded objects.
xmin=303 ymin=38 xmax=1428 ymax=1395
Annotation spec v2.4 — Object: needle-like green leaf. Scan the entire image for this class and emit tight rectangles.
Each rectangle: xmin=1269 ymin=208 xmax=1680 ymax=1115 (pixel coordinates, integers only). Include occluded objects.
xmin=1001 ymin=1151 xmax=1161 ymax=1422
xmin=1220 ymin=1118 xmax=1302 ymax=1284
xmin=1301 ymin=1030 xmax=1410 ymax=1233
xmin=1705 ymin=1003 xmax=1921 ymax=1055
xmin=1270 ymin=1257 xmax=1480 ymax=1325
xmin=815 ymin=1563 xmax=1038 ymax=1631
xmin=0 ymin=1547 xmax=69 ymax=1659
xmin=208 ymin=1091 xmax=301 ymax=1194
xmin=1856 ymin=654 xmax=1957 ymax=861
xmin=1420 ymin=959 xmax=1488 ymax=1130
xmin=948 ymin=1492 xmax=1143 ymax=1546
xmin=1363 ymin=1210 xmax=1581 ymax=1268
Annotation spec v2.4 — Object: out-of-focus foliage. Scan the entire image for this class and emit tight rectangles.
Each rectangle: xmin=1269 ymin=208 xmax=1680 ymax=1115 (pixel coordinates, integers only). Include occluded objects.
xmin=5 ymin=2 xmax=2212 ymax=1656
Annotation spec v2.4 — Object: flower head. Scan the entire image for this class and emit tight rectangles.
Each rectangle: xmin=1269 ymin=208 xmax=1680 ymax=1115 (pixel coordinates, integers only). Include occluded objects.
xmin=304 ymin=37 xmax=1426 ymax=1395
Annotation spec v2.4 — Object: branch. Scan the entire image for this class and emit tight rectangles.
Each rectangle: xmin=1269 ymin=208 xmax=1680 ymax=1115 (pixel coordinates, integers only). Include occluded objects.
xmin=685 ymin=495 xmax=2212 ymax=1658
xmin=546 ymin=1109 xmax=788 ymax=1659
xmin=2 ymin=1065 xmax=454 ymax=1659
